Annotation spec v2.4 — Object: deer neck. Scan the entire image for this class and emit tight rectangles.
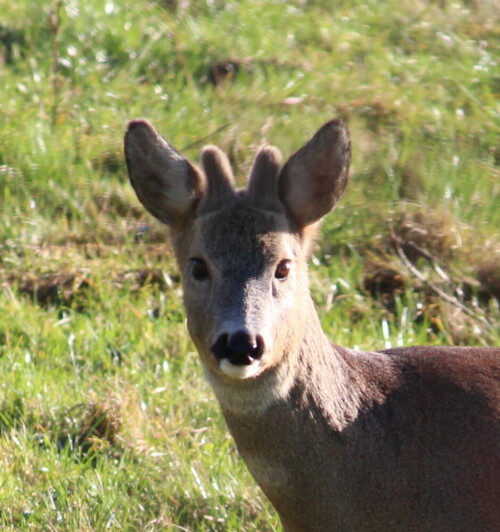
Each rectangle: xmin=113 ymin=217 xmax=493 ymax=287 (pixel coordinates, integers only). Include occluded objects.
xmin=216 ymin=302 xmax=395 ymax=522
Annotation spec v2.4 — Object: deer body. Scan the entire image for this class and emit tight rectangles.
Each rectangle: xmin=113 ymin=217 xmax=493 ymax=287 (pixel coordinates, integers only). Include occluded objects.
xmin=224 ymin=344 xmax=500 ymax=531
xmin=124 ymin=119 xmax=500 ymax=531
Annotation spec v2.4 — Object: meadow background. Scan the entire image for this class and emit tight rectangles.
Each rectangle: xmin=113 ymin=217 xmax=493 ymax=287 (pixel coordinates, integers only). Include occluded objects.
xmin=0 ymin=0 xmax=498 ymax=529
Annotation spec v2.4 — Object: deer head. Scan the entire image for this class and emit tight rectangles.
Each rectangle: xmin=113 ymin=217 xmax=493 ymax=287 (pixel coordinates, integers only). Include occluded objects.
xmin=124 ymin=119 xmax=350 ymax=398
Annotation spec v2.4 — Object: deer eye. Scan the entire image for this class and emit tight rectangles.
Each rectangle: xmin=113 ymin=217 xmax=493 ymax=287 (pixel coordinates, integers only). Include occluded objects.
xmin=275 ymin=259 xmax=291 ymax=280
xmin=190 ymin=258 xmax=209 ymax=281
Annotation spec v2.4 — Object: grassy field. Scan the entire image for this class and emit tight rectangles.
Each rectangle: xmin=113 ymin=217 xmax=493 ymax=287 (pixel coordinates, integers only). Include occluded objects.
xmin=0 ymin=0 xmax=499 ymax=529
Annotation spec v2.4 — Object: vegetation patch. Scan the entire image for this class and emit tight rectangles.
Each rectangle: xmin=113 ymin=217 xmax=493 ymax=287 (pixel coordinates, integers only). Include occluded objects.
xmin=362 ymin=260 xmax=408 ymax=313
xmin=0 ymin=0 xmax=498 ymax=528
xmin=4 ymin=266 xmax=176 ymax=310
xmin=388 ymin=207 xmax=459 ymax=264
xmin=475 ymin=257 xmax=500 ymax=303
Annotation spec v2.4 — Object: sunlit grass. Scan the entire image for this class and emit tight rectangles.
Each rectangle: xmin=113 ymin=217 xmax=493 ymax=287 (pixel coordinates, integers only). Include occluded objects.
xmin=0 ymin=0 xmax=498 ymax=529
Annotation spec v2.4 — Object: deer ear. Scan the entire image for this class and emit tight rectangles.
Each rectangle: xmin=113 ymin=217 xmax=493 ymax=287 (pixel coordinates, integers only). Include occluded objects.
xmin=124 ymin=120 xmax=205 ymax=226
xmin=278 ymin=119 xmax=351 ymax=227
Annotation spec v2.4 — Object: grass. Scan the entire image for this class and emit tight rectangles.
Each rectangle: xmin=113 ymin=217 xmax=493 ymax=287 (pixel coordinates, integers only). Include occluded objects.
xmin=0 ymin=0 xmax=499 ymax=529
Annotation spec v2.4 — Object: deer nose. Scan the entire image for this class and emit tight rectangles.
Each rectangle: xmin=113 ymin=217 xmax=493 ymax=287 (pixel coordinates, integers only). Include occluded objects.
xmin=211 ymin=331 xmax=265 ymax=366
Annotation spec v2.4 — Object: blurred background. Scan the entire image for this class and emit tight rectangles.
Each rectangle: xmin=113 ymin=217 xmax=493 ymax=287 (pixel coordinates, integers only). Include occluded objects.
xmin=0 ymin=0 xmax=498 ymax=529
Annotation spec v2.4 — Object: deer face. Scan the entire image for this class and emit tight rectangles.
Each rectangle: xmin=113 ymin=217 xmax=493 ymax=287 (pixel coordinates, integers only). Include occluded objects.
xmin=180 ymin=201 xmax=308 ymax=381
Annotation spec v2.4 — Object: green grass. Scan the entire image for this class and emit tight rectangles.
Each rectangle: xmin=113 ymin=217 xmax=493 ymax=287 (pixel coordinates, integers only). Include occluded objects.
xmin=0 ymin=0 xmax=499 ymax=529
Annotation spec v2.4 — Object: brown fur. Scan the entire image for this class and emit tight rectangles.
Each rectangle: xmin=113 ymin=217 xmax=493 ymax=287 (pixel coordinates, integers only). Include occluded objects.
xmin=124 ymin=119 xmax=500 ymax=531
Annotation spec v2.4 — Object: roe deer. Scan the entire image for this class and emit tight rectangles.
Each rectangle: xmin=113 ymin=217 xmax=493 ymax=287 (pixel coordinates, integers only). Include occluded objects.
xmin=124 ymin=118 xmax=500 ymax=532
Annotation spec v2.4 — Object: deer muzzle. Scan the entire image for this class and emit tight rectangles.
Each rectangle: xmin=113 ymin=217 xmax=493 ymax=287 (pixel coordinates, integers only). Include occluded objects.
xmin=211 ymin=331 xmax=265 ymax=379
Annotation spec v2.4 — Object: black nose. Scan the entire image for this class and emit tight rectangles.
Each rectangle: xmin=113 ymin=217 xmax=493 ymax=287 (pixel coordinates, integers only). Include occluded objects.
xmin=211 ymin=331 xmax=264 ymax=366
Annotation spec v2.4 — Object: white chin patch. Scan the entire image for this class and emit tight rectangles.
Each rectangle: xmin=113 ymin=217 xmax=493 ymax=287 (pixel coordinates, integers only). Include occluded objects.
xmin=219 ymin=359 xmax=261 ymax=380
